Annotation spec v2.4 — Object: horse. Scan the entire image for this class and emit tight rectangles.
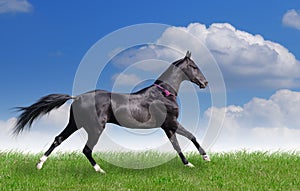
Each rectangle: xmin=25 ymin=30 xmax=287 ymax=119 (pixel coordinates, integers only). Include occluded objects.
xmin=13 ymin=51 xmax=210 ymax=173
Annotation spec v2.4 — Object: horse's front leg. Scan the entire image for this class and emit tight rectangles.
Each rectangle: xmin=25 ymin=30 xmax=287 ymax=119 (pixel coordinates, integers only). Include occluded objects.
xmin=176 ymin=123 xmax=210 ymax=162
xmin=163 ymin=128 xmax=194 ymax=167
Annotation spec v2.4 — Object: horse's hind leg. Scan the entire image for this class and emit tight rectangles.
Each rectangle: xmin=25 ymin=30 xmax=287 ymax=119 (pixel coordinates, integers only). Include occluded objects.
xmin=82 ymin=125 xmax=105 ymax=173
xmin=37 ymin=108 xmax=78 ymax=169
xmin=176 ymin=124 xmax=210 ymax=161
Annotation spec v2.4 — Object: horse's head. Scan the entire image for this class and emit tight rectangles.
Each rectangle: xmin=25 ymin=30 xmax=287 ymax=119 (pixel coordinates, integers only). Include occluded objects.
xmin=177 ymin=51 xmax=208 ymax=89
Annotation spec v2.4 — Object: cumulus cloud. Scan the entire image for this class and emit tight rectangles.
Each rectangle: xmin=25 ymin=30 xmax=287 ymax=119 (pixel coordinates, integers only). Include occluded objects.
xmin=208 ymin=89 xmax=300 ymax=129
xmin=109 ymin=45 xmax=185 ymax=92
xmin=1 ymin=89 xmax=300 ymax=153
xmin=108 ymin=23 xmax=300 ymax=91
xmin=0 ymin=0 xmax=33 ymax=14
xmin=157 ymin=23 xmax=300 ymax=89
xmin=110 ymin=45 xmax=179 ymax=72
xmin=282 ymin=9 xmax=300 ymax=30
xmin=112 ymin=73 xmax=142 ymax=86
xmin=0 ymin=103 xmax=85 ymax=153
xmin=111 ymin=45 xmax=158 ymax=68
xmin=205 ymin=89 xmax=300 ymax=151
xmin=211 ymin=126 xmax=300 ymax=152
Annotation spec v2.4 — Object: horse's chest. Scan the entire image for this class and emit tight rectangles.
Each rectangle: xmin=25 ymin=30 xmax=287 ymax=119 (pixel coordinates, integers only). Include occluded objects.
xmin=166 ymin=103 xmax=179 ymax=117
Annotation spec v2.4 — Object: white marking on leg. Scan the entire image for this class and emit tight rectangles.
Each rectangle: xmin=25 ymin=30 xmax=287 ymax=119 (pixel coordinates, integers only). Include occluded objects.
xmin=203 ymin=154 xmax=211 ymax=162
xmin=93 ymin=164 xmax=106 ymax=173
xmin=36 ymin=155 xmax=48 ymax=170
xmin=185 ymin=162 xmax=195 ymax=168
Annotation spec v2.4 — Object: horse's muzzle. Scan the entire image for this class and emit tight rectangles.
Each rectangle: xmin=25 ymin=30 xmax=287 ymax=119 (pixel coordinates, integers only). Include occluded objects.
xmin=199 ymin=81 xmax=208 ymax=89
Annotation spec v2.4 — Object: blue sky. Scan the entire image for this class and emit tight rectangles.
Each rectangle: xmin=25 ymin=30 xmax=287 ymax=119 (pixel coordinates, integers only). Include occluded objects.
xmin=1 ymin=0 xmax=299 ymax=118
xmin=1 ymin=0 xmax=300 ymax=153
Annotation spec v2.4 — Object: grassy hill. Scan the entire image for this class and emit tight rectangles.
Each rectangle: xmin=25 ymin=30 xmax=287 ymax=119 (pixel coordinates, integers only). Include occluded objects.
xmin=0 ymin=151 xmax=299 ymax=191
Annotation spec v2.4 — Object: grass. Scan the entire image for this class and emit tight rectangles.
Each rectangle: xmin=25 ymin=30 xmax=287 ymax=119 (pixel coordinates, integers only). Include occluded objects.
xmin=0 ymin=151 xmax=299 ymax=191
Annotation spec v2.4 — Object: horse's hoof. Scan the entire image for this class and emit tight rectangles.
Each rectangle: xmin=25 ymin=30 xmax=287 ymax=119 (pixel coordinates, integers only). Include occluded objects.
xmin=36 ymin=162 xmax=43 ymax=170
xmin=94 ymin=164 xmax=106 ymax=173
xmin=185 ymin=162 xmax=195 ymax=168
xmin=203 ymin=154 xmax=211 ymax=162
xmin=36 ymin=155 xmax=47 ymax=170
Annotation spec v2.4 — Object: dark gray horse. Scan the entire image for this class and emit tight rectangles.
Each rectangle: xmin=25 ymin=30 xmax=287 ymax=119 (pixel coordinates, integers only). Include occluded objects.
xmin=14 ymin=51 xmax=210 ymax=173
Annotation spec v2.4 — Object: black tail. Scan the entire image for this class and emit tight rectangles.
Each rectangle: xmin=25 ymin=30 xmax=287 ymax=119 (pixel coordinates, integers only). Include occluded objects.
xmin=13 ymin=94 xmax=75 ymax=135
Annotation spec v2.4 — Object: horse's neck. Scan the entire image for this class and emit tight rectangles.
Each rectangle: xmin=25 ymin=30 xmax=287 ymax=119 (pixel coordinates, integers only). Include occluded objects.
xmin=155 ymin=66 xmax=186 ymax=94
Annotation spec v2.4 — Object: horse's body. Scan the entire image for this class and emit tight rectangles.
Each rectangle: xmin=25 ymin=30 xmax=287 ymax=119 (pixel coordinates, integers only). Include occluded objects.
xmin=14 ymin=51 xmax=210 ymax=173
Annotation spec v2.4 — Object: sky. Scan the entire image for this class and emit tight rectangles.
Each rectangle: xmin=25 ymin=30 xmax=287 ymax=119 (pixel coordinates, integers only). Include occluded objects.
xmin=1 ymin=0 xmax=300 ymax=154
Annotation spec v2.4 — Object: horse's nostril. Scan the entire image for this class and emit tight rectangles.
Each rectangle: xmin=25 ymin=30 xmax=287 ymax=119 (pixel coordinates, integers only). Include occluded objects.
xmin=205 ymin=81 xmax=208 ymax=86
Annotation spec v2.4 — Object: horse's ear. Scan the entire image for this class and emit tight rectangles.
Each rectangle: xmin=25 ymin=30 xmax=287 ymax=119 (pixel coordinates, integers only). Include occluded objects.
xmin=185 ymin=51 xmax=191 ymax=58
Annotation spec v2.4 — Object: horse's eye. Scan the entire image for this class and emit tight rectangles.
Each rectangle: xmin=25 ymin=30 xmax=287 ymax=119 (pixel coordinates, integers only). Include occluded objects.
xmin=190 ymin=65 xmax=197 ymax=69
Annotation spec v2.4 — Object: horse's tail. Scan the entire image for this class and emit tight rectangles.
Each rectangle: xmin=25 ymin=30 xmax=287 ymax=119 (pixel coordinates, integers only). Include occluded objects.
xmin=13 ymin=94 xmax=76 ymax=135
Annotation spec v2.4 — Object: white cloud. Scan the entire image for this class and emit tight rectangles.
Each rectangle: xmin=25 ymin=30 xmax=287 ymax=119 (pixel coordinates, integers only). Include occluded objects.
xmin=205 ymin=89 xmax=300 ymax=152
xmin=1 ymin=89 xmax=300 ymax=153
xmin=0 ymin=0 xmax=33 ymax=14
xmin=0 ymin=104 xmax=85 ymax=153
xmin=111 ymin=45 xmax=182 ymax=72
xmin=282 ymin=9 xmax=300 ymax=30
xmin=206 ymin=89 xmax=300 ymax=129
xmin=211 ymin=126 xmax=300 ymax=152
xmin=112 ymin=73 xmax=142 ymax=86
xmin=133 ymin=59 xmax=169 ymax=72
xmin=111 ymin=46 xmax=158 ymax=68
xmin=157 ymin=23 xmax=300 ymax=89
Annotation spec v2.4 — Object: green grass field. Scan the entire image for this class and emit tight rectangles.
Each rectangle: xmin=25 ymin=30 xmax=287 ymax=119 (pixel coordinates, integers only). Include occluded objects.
xmin=0 ymin=151 xmax=299 ymax=191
